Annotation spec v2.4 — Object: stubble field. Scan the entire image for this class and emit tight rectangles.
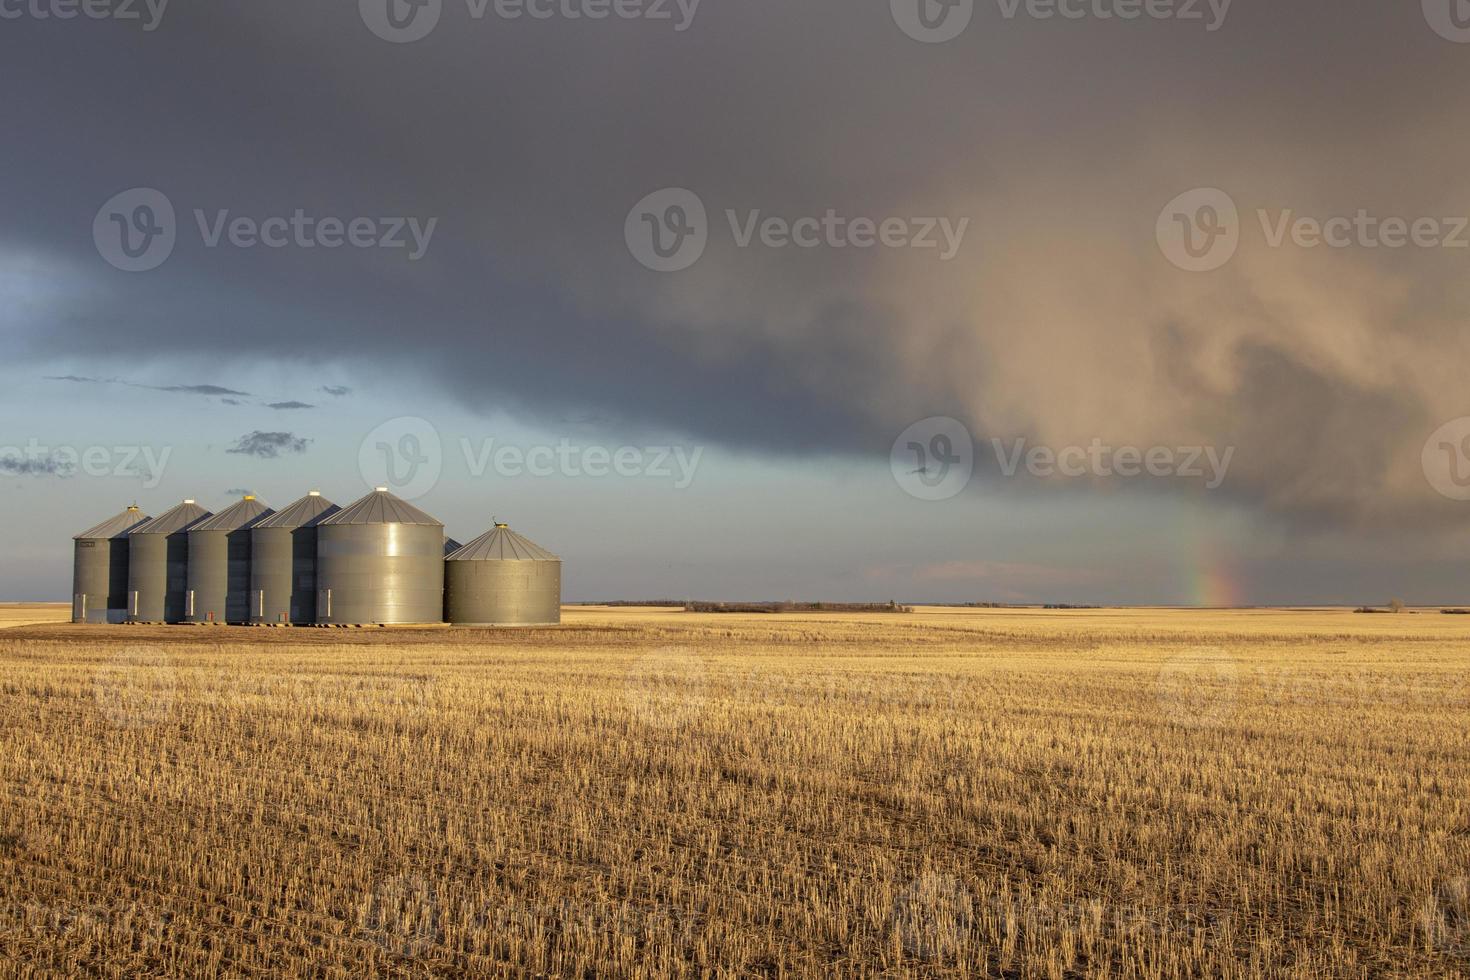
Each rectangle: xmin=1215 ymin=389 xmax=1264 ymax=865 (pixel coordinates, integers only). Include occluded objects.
xmin=1 ymin=605 xmax=1468 ymax=977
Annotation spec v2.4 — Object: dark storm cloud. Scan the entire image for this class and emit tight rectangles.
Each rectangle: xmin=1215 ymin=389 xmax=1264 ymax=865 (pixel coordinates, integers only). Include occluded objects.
xmin=226 ymin=432 xmax=311 ymax=459
xmin=266 ymin=401 xmax=314 ymax=410
xmin=45 ymin=376 xmax=251 ymax=397
xmin=9 ymin=1 xmax=1470 ymax=527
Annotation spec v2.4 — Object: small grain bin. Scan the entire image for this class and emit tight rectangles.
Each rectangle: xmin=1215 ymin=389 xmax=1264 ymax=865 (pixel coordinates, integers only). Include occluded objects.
xmin=127 ymin=499 xmax=213 ymax=623
xmin=185 ymin=495 xmax=274 ymax=624
xmin=445 ymin=524 xmax=561 ymax=626
xmin=249 ymin=491 xmax=340 ymax=625
xmin=443 ymin=536 xmax=463 ymax=557
xmin=72 ymin=505 xmax=151 ymax=623
xmin=315 ymin=488 xmax=444 ymax=625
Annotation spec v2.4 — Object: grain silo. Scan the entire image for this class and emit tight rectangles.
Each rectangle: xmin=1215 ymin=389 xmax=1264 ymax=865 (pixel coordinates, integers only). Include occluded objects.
xmin=249 ymin=491 xmax=340 ymax=625
xmin=72 ymin=505 xmax=152 ymax=623
xmin=444 ymin=536 xmax=463 ymax=557
xmin=445 ymin=524 xmax=562 ymax=626
xmin=185 ymin=496 xmax=274 ymax=624
xmin=315 ymin=488 xmax=444 ymax=625
xmin=127 ymin=499 xmax=213 ymax=623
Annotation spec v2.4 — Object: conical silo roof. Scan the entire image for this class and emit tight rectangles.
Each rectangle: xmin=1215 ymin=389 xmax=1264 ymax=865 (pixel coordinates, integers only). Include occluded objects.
xmin=74 ymin=505 xmax=152 ymax=540
xmin=192 ymin=496 xmax=275 ymax=532
xmin=131 ymin=499 xmax=214 ymax=535
xmin=254 ymin=491 xmax=340 ymax=529
xmin=320 ymin=488 xmax=443 ymax=526
xmin=447 ymin=524 xmax=560 ymax=561
xmin=444 ymin=536 xmax=463 ymax=556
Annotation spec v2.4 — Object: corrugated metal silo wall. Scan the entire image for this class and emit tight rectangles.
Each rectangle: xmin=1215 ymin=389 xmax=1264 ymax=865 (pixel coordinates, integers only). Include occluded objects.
xmin=186 ymin=530 xmax=229 ymax=624
xmin=225 ymin=529 xmax=253 ymax=623
xmin=250 ymin=526 xmax=321 ymax=624
xmin=72 ymin=538 xmax=110 ymax=623
xmin=108 ymin=538 xmax=131 ymax=622
xmin=127 ymin=533 xmax=167 ymax=623
xmin=163 ymin=532 xmax=191 ymax=623
xmin=445 ymin=561 xmax=562 ymax=625
xmin=316 ymin=523 xmax=444 ymax=625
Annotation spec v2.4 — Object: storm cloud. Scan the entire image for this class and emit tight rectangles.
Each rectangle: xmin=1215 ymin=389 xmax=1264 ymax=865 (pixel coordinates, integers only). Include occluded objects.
xmin=8 ymin=1 xmax=1470 ymax=529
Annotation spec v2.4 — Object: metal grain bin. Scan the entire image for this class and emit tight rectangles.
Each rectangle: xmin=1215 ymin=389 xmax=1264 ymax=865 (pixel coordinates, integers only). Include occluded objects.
xmin=445 ymin=524 xmax=561 ymax=626
xmin=127 ymin=499 xmax=213 ymax=623
xmin=72 ymin=505 xmax=151 ymax=623
xmin=444 ymin=536 xmax=462 ymax=557
xmin=185 ymin=496 xmax=274 ymax=624
xmin=249 ymin=491 xmax=340 ymax=625
xmin=315 ymin=488 xmax=444 ymax=625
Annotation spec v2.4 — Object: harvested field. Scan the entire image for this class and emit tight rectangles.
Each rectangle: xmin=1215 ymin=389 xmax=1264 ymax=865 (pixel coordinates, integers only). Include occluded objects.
xmin=1 ymin=607 xmax=1468 ymax=977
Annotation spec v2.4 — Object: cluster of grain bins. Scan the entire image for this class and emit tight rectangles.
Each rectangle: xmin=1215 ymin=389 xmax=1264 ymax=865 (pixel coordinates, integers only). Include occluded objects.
xmin=70 ymin=488 xmax=561 ymax=627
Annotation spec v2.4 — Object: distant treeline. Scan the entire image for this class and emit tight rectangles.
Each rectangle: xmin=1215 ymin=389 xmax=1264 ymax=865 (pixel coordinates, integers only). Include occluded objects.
xmin=683 ymin=601 xmax=913 ymax=614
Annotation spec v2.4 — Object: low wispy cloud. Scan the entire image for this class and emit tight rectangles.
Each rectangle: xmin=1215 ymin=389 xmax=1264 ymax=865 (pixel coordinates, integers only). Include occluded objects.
xmin=220 ymin=398 xmax=244 ymax=405
xmin=223 ymin=487 xmax=252 ymax=496
xmin=226 ymin=431 xmax=311 ymax=459
xmin=153 ymin=383 xmax=251 ymax=396
xmin=0 ymin=455 xmax=74 ymax=477
xmin=267 ymin=401 xmax=314 ymax=410
xmin=46 ymin=375 xmax=251 ymax=397
xmin=319 ymin=386 xmax=351 ymax=397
